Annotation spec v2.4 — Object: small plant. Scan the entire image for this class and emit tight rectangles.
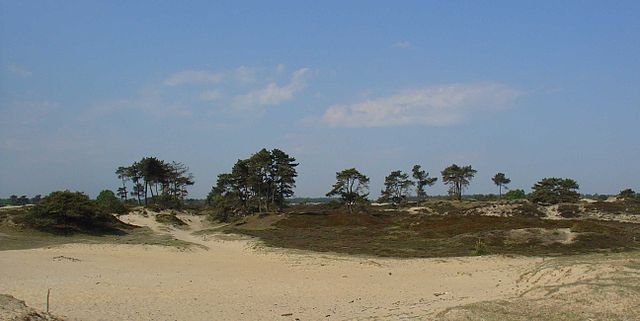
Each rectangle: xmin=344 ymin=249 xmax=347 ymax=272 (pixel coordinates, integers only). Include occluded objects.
xmin=473 ymin=239 xmax=490 ymax=256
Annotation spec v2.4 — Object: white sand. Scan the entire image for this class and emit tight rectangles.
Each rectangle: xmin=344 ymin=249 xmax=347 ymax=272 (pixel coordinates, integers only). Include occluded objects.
xmin=0 ymin=213 xmax=543 ymax=320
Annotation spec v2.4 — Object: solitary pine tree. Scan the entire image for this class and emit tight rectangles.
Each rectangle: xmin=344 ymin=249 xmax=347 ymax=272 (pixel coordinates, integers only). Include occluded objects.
xmin=326 ymin=168 xmax=370 ymax=213
xmin=412 ymin=165 xmax=437 ymax=200
xmin=492 ymin=172 xmax=511 ymax=198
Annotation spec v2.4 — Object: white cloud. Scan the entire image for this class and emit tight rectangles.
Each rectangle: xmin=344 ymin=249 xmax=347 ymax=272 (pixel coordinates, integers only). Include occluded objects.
xmin=163 ymin=69 xmax=224 ymax=86
xmin=8 ymin=63 xmax=32 ymax=77
xmin=392 ymin=41 xmax=412 ymax=48
xmin=234 ymin=66 xmax=257 ymax=83
xmin=321 ymin=83 xmax=522 ymax=128
xmin=234 ymin=68 xmax=310 ymax=108
xmin=199 ymin=90 xmax=222 ymax=101
xmin=83 ymin=87 xmax=191 ymax=120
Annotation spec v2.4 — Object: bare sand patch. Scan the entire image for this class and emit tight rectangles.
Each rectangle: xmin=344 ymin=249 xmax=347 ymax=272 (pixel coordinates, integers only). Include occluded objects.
xmin=1 ymin=235 xmax=541 ymax=320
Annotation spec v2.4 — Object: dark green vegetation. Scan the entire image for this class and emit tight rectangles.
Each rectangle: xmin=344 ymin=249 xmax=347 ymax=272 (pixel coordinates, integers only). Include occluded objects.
xmin=504 ymin=189 xmax=526 ymax=200
xmin=379 ymin=170 xmax=413 ymax=206
xmin=116 ymin=157 xmax=195 ymax=207
xmin=529 ymin=177 xmax=580 ymax=204
xmin=95 ymin=189 xmax=126 ymax=214
xmin=326 ymin=168 xmax=370 ymax=213
xmin=207 ymin=148 xmax=298 ymax=221
xmin=20 ymin=191 xmax=123 ymax=233
xmin=492 ymin=172 xmax=511 ymax=198
xmin=0 ymin=206 xmax=191 ymax=251
xmin=227 ymin=200 xmax=640 ymax=258
xmin=441 ymin=164 xmax=477 ymax=200
xmin=412 ymin=164 xmax=437 ymax=200
xmin=619 ymin=188 xmax=638 ymax=199
xmin=0 ymin=194 xmax=41 ymax=206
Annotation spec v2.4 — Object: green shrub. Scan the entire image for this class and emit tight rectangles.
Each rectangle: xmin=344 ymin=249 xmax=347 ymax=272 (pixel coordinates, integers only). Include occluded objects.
xmin=23 ymin=190 xmax=118 ymax=233
xmin=618 ymin=188 xmax=637 ymax=200
xmin=529 ymin=178 xmax=580 ymax=204
xmin=504 ymin=189 xmax=526 ymax=200
xmin=96 ymin=190 xmax=126 ymax=214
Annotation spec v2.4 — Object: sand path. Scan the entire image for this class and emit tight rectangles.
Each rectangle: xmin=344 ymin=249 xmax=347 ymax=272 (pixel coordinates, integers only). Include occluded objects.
xmin=0 ymin=213 xmax=543 ymax=320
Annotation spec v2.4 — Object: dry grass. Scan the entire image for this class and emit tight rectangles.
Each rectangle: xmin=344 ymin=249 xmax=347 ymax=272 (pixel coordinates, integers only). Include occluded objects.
xmin=228 ymin=202 xmax=640 ymax=258
xmin=437 ymin=251 xmax=640 ymax=320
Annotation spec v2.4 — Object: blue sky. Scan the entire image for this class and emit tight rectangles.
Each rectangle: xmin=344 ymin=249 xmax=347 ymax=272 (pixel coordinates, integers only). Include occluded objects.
xmin=1 ymin=1 xmax=639 ymax=198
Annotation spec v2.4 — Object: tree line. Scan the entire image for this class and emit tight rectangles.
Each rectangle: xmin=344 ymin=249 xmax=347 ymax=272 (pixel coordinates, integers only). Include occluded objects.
xmin=206 ymin=148 xmax=298 ymax=220
xmin=115 ymin=157 xmax=194 ymax=206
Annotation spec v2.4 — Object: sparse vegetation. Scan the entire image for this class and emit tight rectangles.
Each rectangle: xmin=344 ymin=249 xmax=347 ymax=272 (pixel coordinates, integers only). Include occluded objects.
xmin=227 ymin=201 xmax=640 ymax=258
xmin=155 ymin=212 xmax=187 ymax=227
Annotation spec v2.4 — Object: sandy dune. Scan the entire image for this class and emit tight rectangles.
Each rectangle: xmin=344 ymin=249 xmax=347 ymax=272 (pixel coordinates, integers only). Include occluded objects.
xmin=0 ymin=212 xmax=544 ymax=320
xmin=2 ymin=212 xmax=637 ymax=320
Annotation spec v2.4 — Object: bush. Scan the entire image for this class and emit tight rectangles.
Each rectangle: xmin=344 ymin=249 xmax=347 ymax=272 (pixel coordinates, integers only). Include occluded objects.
xmin=529 ymin=177 xmax=580 ymax=204
xmin=23 ymin=191 xmax=118 ymax=232
xmin=504 ymin=189 xmax=526 ymax=200
xmin=618 ymin=188 xmax=637 ymax=200
xmin=558 ymin=204 xmax=581 ymax=218
xmin=96 ymin=190 xmax=127 ymax=214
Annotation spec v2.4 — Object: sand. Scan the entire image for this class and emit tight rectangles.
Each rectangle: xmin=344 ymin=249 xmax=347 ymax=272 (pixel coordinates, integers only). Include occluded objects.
xmin=0 ymin=212 xmax=548 ymax=320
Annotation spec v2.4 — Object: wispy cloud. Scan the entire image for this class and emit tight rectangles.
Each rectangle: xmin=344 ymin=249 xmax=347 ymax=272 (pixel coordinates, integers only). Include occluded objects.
xmin=84 ymin=87 xmax=191 ymax=120
xmin=321 ymin=83 xmax=522 ymax=128
xmin=233 ymin=68 xmax=310 ymax=108
xmin=199 ymin=89 xmax=222 ymax=101
xmin=163 ymin=69 xmax=224 ymax=86
xmin=234 ymin=66 xmax=257 ymax=84
xmin=0 ymin=100 xmax=59 ymax=126
xmin=392 ymin=41 xmax=412 ymax=48
xmin=7 ymin=63 xmax=33 ymax=78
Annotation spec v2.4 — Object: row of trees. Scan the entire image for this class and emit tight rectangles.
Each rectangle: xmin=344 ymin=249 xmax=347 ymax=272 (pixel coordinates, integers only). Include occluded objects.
xmin=207 ymin=149 xmax=298 ymax=219
xmin=325 ymin=164 xmax=590 ymax=207
xmin=3 ymin=194 xmax=42 ymax=206
xmin=115 ymin=157 xmax=194 ymax=206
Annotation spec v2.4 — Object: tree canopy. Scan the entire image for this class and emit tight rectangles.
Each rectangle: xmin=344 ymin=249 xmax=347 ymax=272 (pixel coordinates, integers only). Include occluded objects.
xmin=441 ymin=164 xmax=477 ymax=200
xmin=326 ymin=168 xmax=370 ymax=212
xmin=528 ymin=177 xmax=580 ymax=204
xmin=492 ymin=172 xmax=511 ymax=198
xmin=412 ymin=165 xmax=437 ymax=199
xmin=207 ymin=148 xmax=298 ymax=221
xmin=115 ymin=158 xmax=194 ymax=207
xmin=380 ymin=170 xmax=414 ymax=206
